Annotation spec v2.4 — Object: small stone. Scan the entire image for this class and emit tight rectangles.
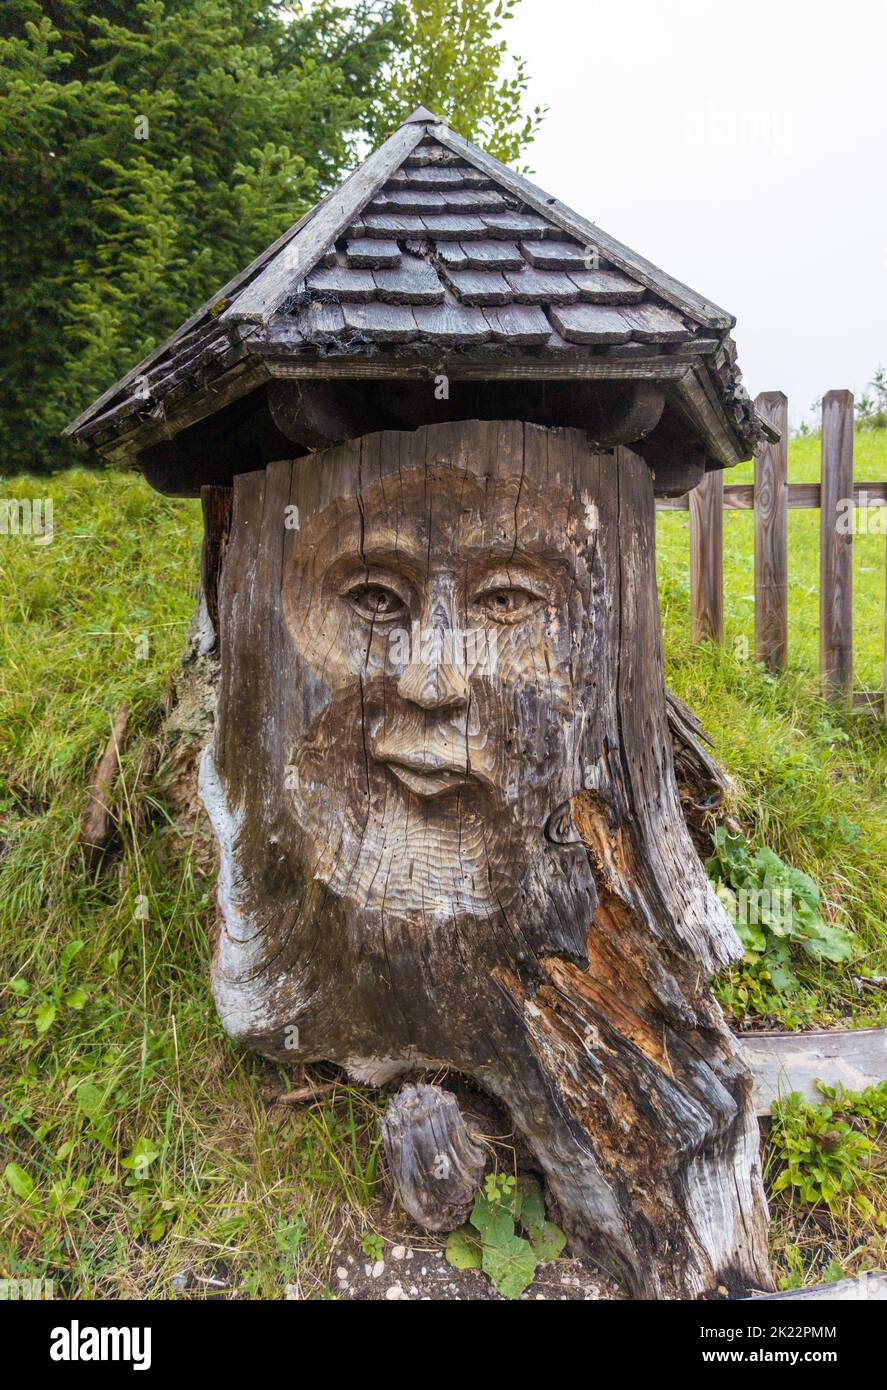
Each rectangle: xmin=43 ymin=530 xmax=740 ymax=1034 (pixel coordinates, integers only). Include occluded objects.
xmin=391 ymin=1245 xmax=406 ymax=1261
xmin=364 ymin=1263 xmax=372 ymax=1277
xmin=421 ymin=1267 xmax=427 ymax=1276
xmin=284 ymin=1284 xmax=298 ymax=1300
xmin=385 ymin=1283 xmax=404 ymax=1300
xmin=336 ymin=1266 xmax=348 ymax=1279
xmin=372 ymin=1259 xmax=385 ymax=1278
xmin=406 ymin=1249 xmax=414 ymax=1260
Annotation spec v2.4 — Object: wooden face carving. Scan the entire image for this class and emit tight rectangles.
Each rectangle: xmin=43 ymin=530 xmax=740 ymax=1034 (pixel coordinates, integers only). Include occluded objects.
xmin=279 ymin=457 xmax=586 ymax=920
xmin=201 ymin=420 xmax=629 ymax=1049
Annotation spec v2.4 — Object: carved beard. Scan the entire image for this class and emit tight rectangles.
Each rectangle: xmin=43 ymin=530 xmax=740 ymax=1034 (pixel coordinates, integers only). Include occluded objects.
xmin=284 ymin=671 xmax=586 ymax=922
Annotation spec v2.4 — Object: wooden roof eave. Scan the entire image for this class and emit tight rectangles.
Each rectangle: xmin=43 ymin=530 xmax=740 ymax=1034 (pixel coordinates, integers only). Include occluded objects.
xmin=670 ymin=364 xmax=751 ymax=466
xmin=82 ymin=339 xmax=750 ymax=473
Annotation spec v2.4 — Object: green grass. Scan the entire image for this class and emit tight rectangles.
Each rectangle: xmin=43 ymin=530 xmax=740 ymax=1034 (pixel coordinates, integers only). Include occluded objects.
xmin=1 ymin=438 xmax=885 ymax=1296
xmin=657 ymin=428 xmax=887 ymax=1026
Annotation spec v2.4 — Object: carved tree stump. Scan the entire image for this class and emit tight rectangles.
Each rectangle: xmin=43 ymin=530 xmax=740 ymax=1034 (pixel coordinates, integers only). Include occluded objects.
xmin=381 ymin=1084 xmax=486 ymax=1231
xmin=199 ymin=419 xmax=772 ymax=1298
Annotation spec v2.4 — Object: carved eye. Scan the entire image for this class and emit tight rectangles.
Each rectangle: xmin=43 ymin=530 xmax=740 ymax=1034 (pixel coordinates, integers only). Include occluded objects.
xmin=474 ymin=587 xmax=542 ymax=621
xmin=345 ymin=582 xmax=408 ymax=623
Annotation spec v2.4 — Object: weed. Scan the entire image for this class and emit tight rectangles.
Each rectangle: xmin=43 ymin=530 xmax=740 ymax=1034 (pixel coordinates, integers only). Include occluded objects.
xmin=446 ymin=1172 xmax=565 ymax=1299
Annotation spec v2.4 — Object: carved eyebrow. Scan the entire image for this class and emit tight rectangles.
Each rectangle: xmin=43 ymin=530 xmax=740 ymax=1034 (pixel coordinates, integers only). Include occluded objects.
xmin=470 ymin=563 xmax=553 ymax=595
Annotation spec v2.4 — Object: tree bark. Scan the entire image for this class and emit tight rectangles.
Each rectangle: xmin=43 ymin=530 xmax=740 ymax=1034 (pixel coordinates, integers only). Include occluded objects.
xmin=196 ymin=419 xmax=772 ymax=1298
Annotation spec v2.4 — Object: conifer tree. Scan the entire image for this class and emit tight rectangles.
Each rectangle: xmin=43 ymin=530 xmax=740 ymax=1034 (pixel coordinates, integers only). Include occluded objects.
xmin=0 ymin=1 xmax=540 ymax=472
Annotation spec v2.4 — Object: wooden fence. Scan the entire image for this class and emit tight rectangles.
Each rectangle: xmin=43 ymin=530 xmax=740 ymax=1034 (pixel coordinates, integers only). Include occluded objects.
xmin=656 ymin=390 xmax=887 ymax=718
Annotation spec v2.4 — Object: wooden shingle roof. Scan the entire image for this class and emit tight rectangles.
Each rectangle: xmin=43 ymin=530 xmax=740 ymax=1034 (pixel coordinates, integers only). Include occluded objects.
xmin=66 ymin=107 xmax=770 ymax=488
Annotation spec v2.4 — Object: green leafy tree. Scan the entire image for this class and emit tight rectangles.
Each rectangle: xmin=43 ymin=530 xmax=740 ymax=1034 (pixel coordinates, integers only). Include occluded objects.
xmin=366 ymin=0 xmax=544 ymax=166
xmin=0 ymin=0 xmax=540 ymax=473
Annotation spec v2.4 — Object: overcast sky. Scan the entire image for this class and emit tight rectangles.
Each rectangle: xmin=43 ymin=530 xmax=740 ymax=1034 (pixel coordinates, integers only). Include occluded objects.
xmin=503 ymin=0 xmax=887 ymax=424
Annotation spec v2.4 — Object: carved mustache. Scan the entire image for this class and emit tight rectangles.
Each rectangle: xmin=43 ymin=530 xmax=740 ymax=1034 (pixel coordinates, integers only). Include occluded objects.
xmin=370 ymin=728 xmax=496 ymax=788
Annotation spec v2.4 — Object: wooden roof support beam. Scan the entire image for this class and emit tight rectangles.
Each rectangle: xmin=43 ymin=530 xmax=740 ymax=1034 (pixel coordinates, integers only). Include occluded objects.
xmin=267 ymin=379 xmax=372 ymax=449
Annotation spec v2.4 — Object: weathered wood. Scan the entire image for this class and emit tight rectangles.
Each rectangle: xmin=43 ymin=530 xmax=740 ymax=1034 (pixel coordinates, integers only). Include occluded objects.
xmin=267 ymin=380 xmax=371 ymax=449
xmin=690 ymin=469 xmax=724 ymax=643
xmin=656 ymin=480 xmax=887 ymax=511
xmin=750 ymin=1272 xmax=887 ymax=1301
xmin=438 ymin=267 xmax=512 ymax=305
xmin=548 ymin=303 xmax=633 ymax=344
xmin=345 ymin=238 xmax=400 ymax=268
xmin=585 ymin=382 xmax=665 ymax=447
xmin=619 ymin=303 xmax=691 ymax=343
xmin=754 ymin=391 xmax=789 ymax=671
xmin=201 ymin=419 xmax=771 ymax=1298
xmin=666 ymin=690 xmax=730 ymax=812
xmin=820 ymin=390 xmax=854 ymax=704
xmin=381 ymin=1084 xmax=486 ymax=1231
xmin=304 ymin=266 xmax=376 ymax=301
xmin=737 ymin=1026 xmax=887 ymax=1115
xmin=200 ymin=485 xmax=233 ymax=641
xmin=80 ymin=705 xmax=130 ymax=867
xmin=372 ymin=254 xmax=445 ymax=305
xmin=226 ymin=121 xmax=426 ymax=321
xmin=568 ymin=269 xmax=646 ymax=304
xmin=505 ymin=268 xmax=579 ymax=304
xmin=460 ymin=240 xmax=524 ymax=270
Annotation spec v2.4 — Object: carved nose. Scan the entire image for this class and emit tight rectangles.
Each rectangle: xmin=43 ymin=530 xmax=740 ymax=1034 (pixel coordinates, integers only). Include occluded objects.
xmin=397 ymin=658 xmax=469 ymax=711
xmin=398 ymin=593 xmax=470 ymax=711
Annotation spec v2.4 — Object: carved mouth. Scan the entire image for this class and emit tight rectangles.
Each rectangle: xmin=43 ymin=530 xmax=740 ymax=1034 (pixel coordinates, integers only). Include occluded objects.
xmin=379 ymin=756 xmax=470 ymax=798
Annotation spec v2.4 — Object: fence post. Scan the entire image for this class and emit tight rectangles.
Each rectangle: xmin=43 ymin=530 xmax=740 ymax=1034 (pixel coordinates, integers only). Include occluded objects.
xmin=819 ymin=390 xmax=854 ymax=704
xmin=884 ymin=540 xmax=887 ymax=723
xmin=754 ymin=392 xmax=789 ymax=671
xmin=690 ymin=469 xmax=724 ymax=644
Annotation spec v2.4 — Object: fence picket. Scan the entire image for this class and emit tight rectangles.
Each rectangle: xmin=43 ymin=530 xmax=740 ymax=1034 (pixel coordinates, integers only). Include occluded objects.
xmin=690 ymin=469 xmax=724 ymax=644
xmin=819 ymin=391 xmax=854 ymax=704
xmin=754 ymin=392 xmax=789 ymax=671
